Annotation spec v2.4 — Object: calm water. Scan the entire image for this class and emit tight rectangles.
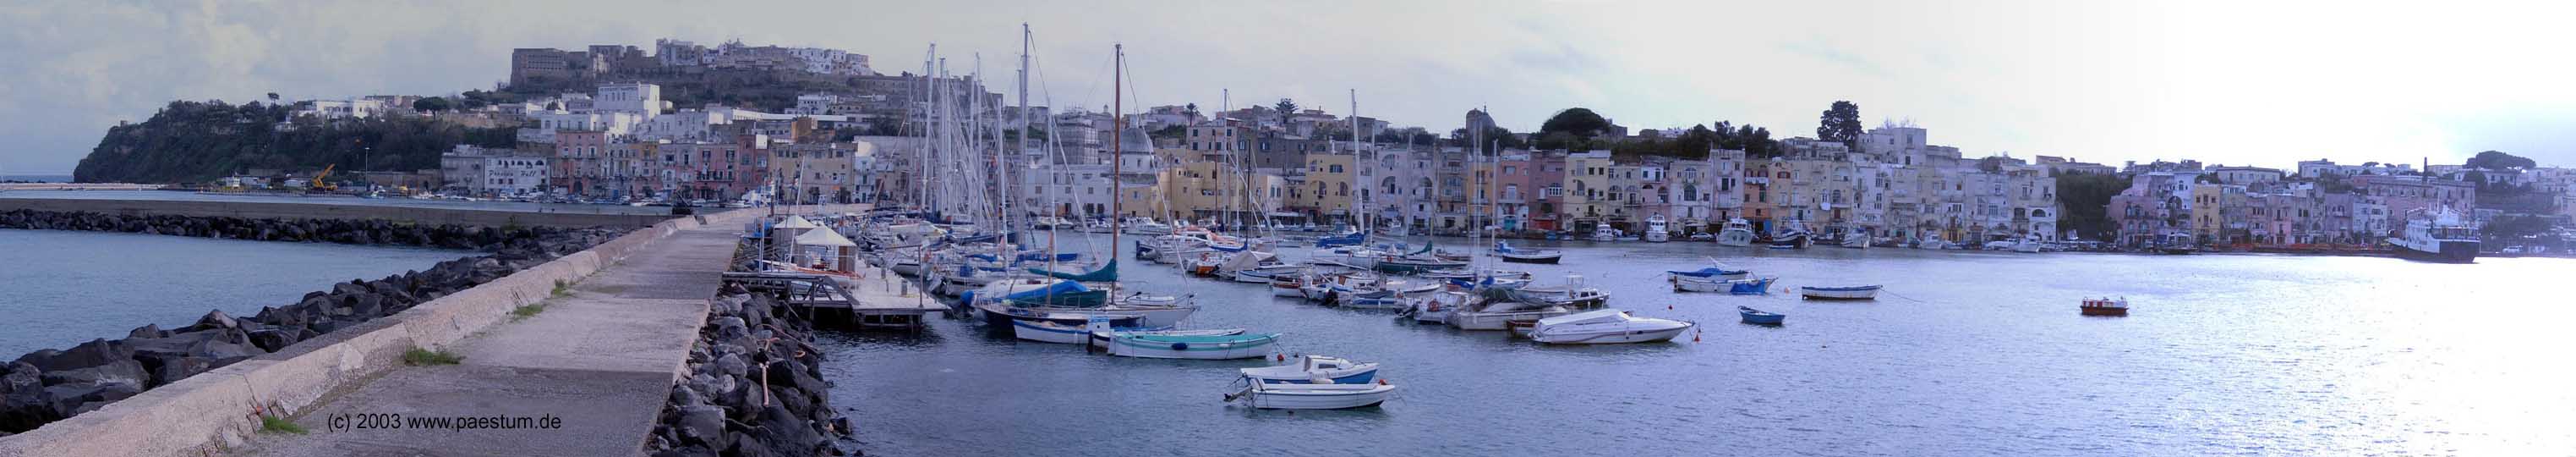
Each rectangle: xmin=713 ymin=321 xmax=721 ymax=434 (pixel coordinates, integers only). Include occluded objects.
xmin=822 ymin=234 xmax=2576 ymax=456
xmin=0 ymin=229 xmax=468 ymax=355
xmin=0 ymin=190 xmax=672 ymax=215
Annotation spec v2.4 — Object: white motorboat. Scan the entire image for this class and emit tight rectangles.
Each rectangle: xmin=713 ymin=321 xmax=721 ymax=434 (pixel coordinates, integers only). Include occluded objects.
xmin=1528 ymin=309 xmax=1695 ymax=344
xmin=1011 ymin=319 xmax=1222 ymax=344
xmin=1799 ymin=284 xmax=1883 ymax=300
xmin=1840 ymin=228 xmax=1871 ymax=249
xmin=1589 ymin=225 xmax=1619 ymax=242
xmin=1232 ymin=263 xmax=1302 ymax=284
xmin=1239 ymin=355 xmax=1381 ymax=384
xmin=1226 ymin=381 xmax=1395 ymax=410
xmin=1643 ymin=215 xmax=1671 ymax=243
xmin=1715 ymin=218 xmax=1757 ymax=247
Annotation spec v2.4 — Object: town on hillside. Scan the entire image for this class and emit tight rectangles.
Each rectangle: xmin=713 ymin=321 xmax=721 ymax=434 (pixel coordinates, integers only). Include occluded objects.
xmin=85 ymin=38 xmax=2576 ymax=256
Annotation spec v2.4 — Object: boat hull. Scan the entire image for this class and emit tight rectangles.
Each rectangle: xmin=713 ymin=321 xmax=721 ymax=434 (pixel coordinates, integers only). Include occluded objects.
xmin=1102 ymin=334 xmax=1278 ymax=360
xmin=1449 ymin=309 xmax=1570 ymax=330
xmin=1530 ymin=323 xmax=1692 ymax=344
xmin=1496 ymin=252 xmax=1561 ymax=264
xmin=1800 ymin=287 xmax=1881 ymax=300
xmin=1232 ymin=383 xmax=1395 ymax=410
xmin=1739 ymin=313 xmax=1785 ymax=325
xmin=2392 ymin=242 xmax=2478 ymax=263
xmin=2080 ymin=306 xmax=2129 ymax=317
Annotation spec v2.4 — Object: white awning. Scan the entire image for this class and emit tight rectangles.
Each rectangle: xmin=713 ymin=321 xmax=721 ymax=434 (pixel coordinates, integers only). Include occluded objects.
xmin=774 ymin=215 xmax=821 ymax=229
xmin=792 ymin=226 xmax=858 ymax=247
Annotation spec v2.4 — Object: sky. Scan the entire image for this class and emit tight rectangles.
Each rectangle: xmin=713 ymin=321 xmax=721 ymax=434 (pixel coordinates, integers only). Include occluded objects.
xmin=4 ymin=0 xmax=2572 ymax=175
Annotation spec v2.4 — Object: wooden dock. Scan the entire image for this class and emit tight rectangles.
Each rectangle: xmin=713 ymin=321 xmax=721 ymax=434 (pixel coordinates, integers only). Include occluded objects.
xmin=723 ymin=264 xmax=945 ymax=331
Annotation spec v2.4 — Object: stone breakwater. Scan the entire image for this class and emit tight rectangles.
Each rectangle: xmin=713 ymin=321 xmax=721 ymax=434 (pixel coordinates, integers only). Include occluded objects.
xmin=0 ymin=209 xmax=626 ymax=434
xmin=647 ymin=287 xmax=856 ymax=456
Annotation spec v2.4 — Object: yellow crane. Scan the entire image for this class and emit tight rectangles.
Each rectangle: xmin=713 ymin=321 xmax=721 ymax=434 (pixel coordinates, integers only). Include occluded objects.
xmin=309 ymin=164 xmax=339 ymax=192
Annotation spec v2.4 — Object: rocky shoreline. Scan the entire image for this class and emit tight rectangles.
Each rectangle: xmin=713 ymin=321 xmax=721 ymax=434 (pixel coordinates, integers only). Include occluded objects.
xmin=0 ymin=209 xmax=626 ymax=433
xmin=646 ymin=250 xmax=855 ymax=456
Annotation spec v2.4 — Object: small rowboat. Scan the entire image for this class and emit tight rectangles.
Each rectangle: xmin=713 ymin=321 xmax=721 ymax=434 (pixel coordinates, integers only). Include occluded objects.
xmin=1799 ymin=284 xmax=1882 ymax=300
xmin=1226 ymin=379 xmax=1396 ymax=410
xmin=1737 ymin=306 xmax=1785 ymax=325
xmin=2081 ymin=297 xmax=2129 ymax=316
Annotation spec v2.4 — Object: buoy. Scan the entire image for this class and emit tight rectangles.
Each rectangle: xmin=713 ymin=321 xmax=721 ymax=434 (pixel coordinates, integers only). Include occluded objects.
xmin=1667 ymin=304 xmax=1673 ymax=310
xmin=1276 ymin=353 xmax=1286 ymax=361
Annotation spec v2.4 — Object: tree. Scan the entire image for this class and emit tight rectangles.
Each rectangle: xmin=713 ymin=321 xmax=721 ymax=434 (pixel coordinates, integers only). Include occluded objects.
xmin=1539 ymin=107 xmax=1611 ymax=137
xmin=1184 ymin=102 xmax=1200 ymax=120
xmin=2054 ymin=173 xmax=2130 ymax=240
xmin=2464 ymin=150 xmax=2535 ymax=170
xmin=266 ymin=92 xmax=279 ymax=102
xmin=412 ymin=96 xmax=453 ymax=113
xmin=544 ymin=102 xmax=561 ymax=111
xmin=1816 ymin=101 xmax=1862 ymax=146
xmin=1273 ymin=98 xmax=1298 ymax=124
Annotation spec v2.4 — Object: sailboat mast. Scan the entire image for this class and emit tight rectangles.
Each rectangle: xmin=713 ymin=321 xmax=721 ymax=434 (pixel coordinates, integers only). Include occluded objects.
xmin=1109 ymin=44 xmax=1124 ymax=297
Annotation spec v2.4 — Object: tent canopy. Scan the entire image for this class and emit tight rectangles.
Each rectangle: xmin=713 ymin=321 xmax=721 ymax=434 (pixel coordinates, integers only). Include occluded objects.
xmin=774 ymin=215 xmax=822 ymax=229
xmin=792 ymin=227 xmax=857 ymax=247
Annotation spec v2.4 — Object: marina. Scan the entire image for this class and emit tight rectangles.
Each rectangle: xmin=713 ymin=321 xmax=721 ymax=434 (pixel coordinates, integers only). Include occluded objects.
xmin=812 ymin=228 xmax=2576 ymax=456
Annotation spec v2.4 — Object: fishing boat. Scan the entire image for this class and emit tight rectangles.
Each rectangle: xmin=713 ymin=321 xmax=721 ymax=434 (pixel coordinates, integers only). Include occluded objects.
xmin=1097 ymin=331 xmax=1280 ymax=360
xmin=1715 ymin=218 xmax=1757 ymax=247
xmin=1799 ymin=284 xmax=1883 ymax=300
xmin=1268 ymin=274 xmax=1308 ymax=297
xmin=1840 ymin=228 xmax=1871 ymax=249
xmin=1239 ymin=355 xmax=1381 ymax=384
xmin=1009 ymin=319 xmax=1237 ymax=344
xmin=1665 ymin=266 xmax=1749 ymax=282
xmin=1675 ymin=276 xmax=1773 ymax=295
xmin=1448 ymin=300 xmax=1572 ymax=331
xmin=1314 ymin=231 xmax=1367 ymax=248
xmin=1737 ymin=306 xmax=1786 ymax=325
xmin=2389 ymin=206 xmax=2479 ymax=263
xmin=1402 ymin=290 xmax=1474 ymax=324
xmin=1643 ymin=215 xmax=1671 ymax=243
xmin=1492 ymin=241 xmax=1563 ymax=264
xmin=1589 ymin=225 xmax=1618 ymax=242
xmin=1528 ymin=309 xmax=1695 ymax=344
xmin=1225 ymin=381 xmax=1395 ymax=410
xmin=2080 ymin=297 xmax=2129 ymax=317
xmin=1373 ymin=255 xmax=1468 ymax=274
xmin=1770 ymin=219 xmax=1813 ymax=249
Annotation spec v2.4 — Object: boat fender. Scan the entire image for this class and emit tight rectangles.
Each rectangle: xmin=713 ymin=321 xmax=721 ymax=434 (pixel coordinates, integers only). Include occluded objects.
xmin=1276 ymin=354 xmax=1286 ymax=361
xmin=1171 ymin=342 xmax=1189 ymax=350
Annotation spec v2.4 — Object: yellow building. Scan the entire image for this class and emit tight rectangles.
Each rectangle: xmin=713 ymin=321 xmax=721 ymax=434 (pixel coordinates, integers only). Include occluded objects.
xmin=1153 ymin=160 xmax=1285 ymax=224
xmin=767 ymin=141 xmax=872 ymax=204
xmin=2190 ymin=183 xmax=2247 ymax=244
xmin=1293 ymin=153 xmax=1359 ymax=221
xmin=1562 ymin=151 xmax=1617 ymax=231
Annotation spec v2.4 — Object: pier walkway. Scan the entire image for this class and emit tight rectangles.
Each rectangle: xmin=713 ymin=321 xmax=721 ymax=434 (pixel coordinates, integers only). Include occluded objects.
xmin=243 ymin=217 xmax=741 ymax=456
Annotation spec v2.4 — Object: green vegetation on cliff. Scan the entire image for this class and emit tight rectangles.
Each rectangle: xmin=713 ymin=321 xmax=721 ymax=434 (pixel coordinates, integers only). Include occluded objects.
xmin=73 ymin=101 xmax=516 ymax=184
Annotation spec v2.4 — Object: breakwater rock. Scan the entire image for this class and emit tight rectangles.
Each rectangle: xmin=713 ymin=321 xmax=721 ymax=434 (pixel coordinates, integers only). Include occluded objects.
xmin=647 ymin=289 xmax=856 ymax=457
xmin=0 ymin=209 xmax=628 ymax=433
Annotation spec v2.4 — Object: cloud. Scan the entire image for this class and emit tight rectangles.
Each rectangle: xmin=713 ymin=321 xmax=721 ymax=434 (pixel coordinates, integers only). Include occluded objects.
xmin=2 ymin=0 xmax=2571 ymax=174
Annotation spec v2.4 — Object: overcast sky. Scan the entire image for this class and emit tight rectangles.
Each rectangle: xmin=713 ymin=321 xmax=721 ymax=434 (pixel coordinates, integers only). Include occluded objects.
xmin=4 ymin=0 xmax=2571 ymax=174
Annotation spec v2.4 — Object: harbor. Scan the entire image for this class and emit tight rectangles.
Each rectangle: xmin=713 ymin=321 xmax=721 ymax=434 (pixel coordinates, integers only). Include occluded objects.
xmin=806 ymin=222 xmax=2576 ymax=456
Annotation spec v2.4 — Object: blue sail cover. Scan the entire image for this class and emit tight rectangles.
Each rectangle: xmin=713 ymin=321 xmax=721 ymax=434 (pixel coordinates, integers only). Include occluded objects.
xmin=1666 ymin=267 xmax=1747 ymax=278
xmin=1018 ymin=251 xmax=1081 ymax=262
xmin=1316 ymin=232 xmax=1367 ymax=247
xmin=1029 ymin=260 xmax=1118 ymax=282
xmin=1004 ymin=280 xmax=1092 ymax=302
xmin=1494 ymin=241 xmax=1518 ymax=253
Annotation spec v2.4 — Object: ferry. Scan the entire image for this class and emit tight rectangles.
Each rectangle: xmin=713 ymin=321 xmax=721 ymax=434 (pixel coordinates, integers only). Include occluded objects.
xmin=2388 ymin=206 xmax=2478 ymax=263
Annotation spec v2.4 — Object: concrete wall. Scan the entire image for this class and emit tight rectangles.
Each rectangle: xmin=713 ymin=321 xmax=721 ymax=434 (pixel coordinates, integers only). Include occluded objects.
xmin=0 ymin=208 xmax=768 ymax=457
xmin=0 ymin=197 xmax=673 ymax=228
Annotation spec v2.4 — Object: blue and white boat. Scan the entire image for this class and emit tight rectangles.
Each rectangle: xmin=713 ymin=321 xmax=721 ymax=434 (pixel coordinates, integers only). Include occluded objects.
xmin=1097 ymin=331 xmax=1281 ymax=360
xmin=1799 ymin=284 xmax=1882 ymax=300
xmin=1315 ymin=231 xmax=1367 ymax=248
xmin=1238 ymin=355 xmax=1381 ymax=384
xmin=1665 ymin=267 xmax=1749 ymax=281
xmin=1737 ymin=306 xmax=1785 ymax=325
xmin=1672 ymin=275 xmax=1772 ymax=295
xmin=1493 ymin=241 xmax=1562 ymax=264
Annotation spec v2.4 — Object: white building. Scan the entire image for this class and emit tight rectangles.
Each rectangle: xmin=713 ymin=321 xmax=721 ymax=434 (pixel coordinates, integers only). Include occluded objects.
xmin=440 ymin=145 xmax=495 ymax=193
xmin=1018 ymin=163 xmax=1117 ymax=218
xmin=484 ymin=156 xmax=550 ymax=195
xmin=293 ymin=99 xmax=386 ymax=119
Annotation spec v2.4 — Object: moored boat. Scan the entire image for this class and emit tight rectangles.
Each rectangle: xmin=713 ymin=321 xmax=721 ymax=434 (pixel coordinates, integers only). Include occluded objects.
xmin=1800 ymin=284 xmax=1882 ymax=300
xmin=1492 ymin=241 xmax=1564 ymax=264
xmin=1737 ymin=306 xmax=1786 ymax=325
xmin=1715 ymin=218 xmax=1757 ymax=247
xmin=1528 ymin=309 xmax=1695 ymax=344
xmin=1226 ymin=381 xmax=1395 ymax=410
xmin=1098 ymin=332 xmax=1281 ymax=360
xmin=1239 ymin=355 xmax=1381 ymax=384
xmin=2081 ymin=297 xmax=2129 ymax=316
xmin=2388 ymin=206 xmax=2479 ymax=263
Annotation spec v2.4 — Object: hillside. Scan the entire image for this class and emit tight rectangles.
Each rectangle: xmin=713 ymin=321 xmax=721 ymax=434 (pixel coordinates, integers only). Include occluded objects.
xmin=73 ymin=101 xmax=515 ymax=184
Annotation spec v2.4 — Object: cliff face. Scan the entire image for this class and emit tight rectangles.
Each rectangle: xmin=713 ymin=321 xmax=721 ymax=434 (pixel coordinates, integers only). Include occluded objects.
xmin=72 ymin=101 xmax=513 ymax=184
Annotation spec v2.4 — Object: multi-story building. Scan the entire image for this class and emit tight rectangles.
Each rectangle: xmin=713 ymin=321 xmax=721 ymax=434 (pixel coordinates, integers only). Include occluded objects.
xmin=1562 ymin=151 xmax=1617 ymax=233
xmin=484 ymin=155 xmax=550 ymax=196
xmin=2207 ymin=165 xmax=2286 ymax=185
xmin=2351 ymin=174 xmax=2477 ymax=225
xmin=769 ymin=141 xmax=874 ymax=204
xmin=1292 ymin=153 xmax=1359 ymax=223
xmin=2190 ymin=184 xmax=2250 ymax=244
